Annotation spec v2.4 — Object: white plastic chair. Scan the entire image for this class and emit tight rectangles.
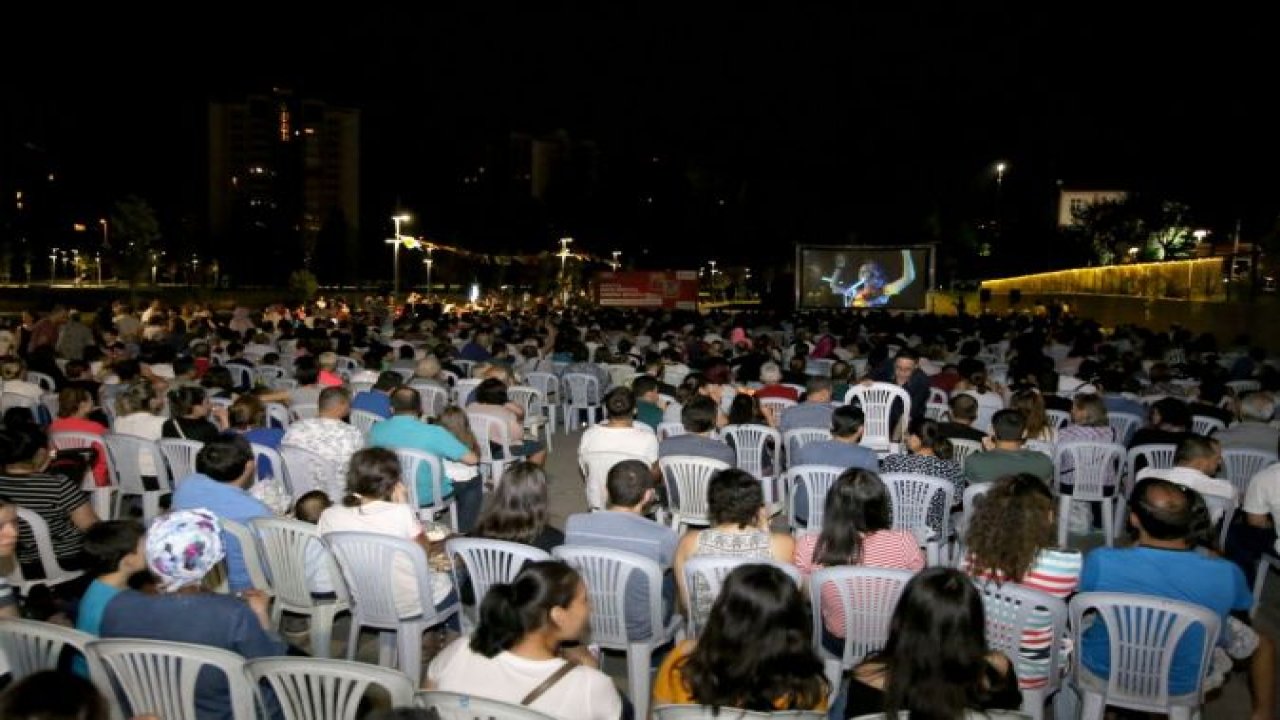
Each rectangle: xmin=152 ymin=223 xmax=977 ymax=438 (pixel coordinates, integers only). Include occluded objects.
xmin=953 ymin=482 xmax=995 ymax=564
xmin=225 ymin=363 xmax=255 ymax=390
xmin=251 ymin=517 xmax=350 ymax=658
xmin=391 ymin=447 xmax=458 ymax=531
xmin=553 ymin=546 xmax=685 ymax=720
xmin=1221 ymin=448 xmax=1278 ymax=498
xmin=523 ymin=372 xmax=561 ymax=433
xmin=1191 ymin=415 xmax=1226 ymax=436
xmin=445 ymin=538 xmax=551 ymax=633
xmin=255 ymin=365 xmax=286 ymax=387
xmin=508 ymin=386 xmax=553 ymax=452
xmin=976 ymin=580 xmax=1068 ymax=720
xmin=659 ymin=455 xmax=731 ymax=533
xmin=466 ymin=411 xmax=516 ymax=482
xmin=656 ymin=707 xmax=825 ymax=719
xmin=452 ymin=359 xmax=477 ymax=378
xmin=759 ymin=397 xmax=798 ymax=424
xmin=656 ymin=421 xmax=688 ymax=441
xmin=1126 ymin=443 xmax=1178 ymax=480
xmin=415 ymin=690 xmax=557 ymax=720
xmin=806 ymin=358 xmax=836 ymax=377
xmin=451 ymin=378 xmax=482 ymax=407
xmin=562 ymin=373 xmax=604 ymax=429
xmin=925 ymin=387 xmax=950 ymax=421
xmin=1045 ymin=409 xmax=1071 ymax=430
xmin=1053 ymin=442 xmax=1125 ymax=548
xmin=158 ymin=438 xmax=204 ymax=484
xmin=49 ymin=430 xmax=115 ymax=519
xmin=325 ymin=532 xmax=460 ymax=683
xmin=0 ymin=617 xmax=93 ymax=680
xmin=949 ymin=438 xmax=982 ymax=469
xmin=681 ymin=556 xmax=802 ymax=638
xmin=102 ymin=433 xmax=172 ymax=524
xmin=1201 ymin=493 xmax=1237 ymax=550
xmin=409 ymin=382 xmax=449 ymax=420
xmin=1069 ymin=592 xmax=1220 ymax=720
xmin=245 ymin=656 xmax=416 ymax=720
xmin=220 ymin=518 xmax=273 ymax=596
xmin=784 ymin=464 xmax=845 ymax=531
xmin=847 ymin=382 xmax=911 ymax=453
xmin=1227 ymin=379 xmax=1262 ymax=395
xmin=265 ymin=402 xmax=292 ymax=429
xmin=579 ymin=450 xmax=653 ymax=511
xmin=723 ymin=424 xmax=783 ymax=504
xmin=279 ymin=444 xmax=340 ymax=501
xmin=25 ymin=371 xmax=56 ymax=392
xmin=782 ymin=428 xmax=832 ymax=468
xmin=1253 ymin=554 xmax=1280 ymax=619
xmin=809 ymin=566 xmax=913 ymax=708
xmin=251 ymin=443 xmax=291 ymax=497
xmin=1108 ymin=412 xmax=1143 ymax=446
xmin=85 ymin=638 xmax=257 ymax=720
xmin=882 ymin=472 xmax=955 ymax=565
xmin=291 ymin=403 xmax=320 ymax=422
xmin=348 ymin=409 xmax=382 ymax=438
xmin=349 ymin=381 xmax=375 ymax=396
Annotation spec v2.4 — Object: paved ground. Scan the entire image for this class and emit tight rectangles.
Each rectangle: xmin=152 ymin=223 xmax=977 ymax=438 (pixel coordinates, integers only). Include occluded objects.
xmin=327 ymin=426 xmax=1273 ymax=718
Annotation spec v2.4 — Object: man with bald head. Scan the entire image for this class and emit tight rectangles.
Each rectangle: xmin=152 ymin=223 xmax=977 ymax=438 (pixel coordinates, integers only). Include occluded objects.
xmin=1080 ymin=478 xmax=1275 ymax=718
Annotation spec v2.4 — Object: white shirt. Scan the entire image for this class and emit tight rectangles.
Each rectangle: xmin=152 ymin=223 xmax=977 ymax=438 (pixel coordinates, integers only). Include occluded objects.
xmin=427 ymin=637 xmax=622 ymax=720
xmin=282 ymin=418 xmax=365 ymax=489
xmin=1 ymin=379 xmax=43 ymax=401
xmin=1137 ymin=465 xmax=1237 ymax=501
xmin=1244 ymin=462 xmax=1280 ymax=554
xmin=578 ymin=423 xmax=658 ymax=464
xmin=317 ymin=501 xmax=450 ymax=616
xmin=113 ymin=411 xmax=168 ymax=476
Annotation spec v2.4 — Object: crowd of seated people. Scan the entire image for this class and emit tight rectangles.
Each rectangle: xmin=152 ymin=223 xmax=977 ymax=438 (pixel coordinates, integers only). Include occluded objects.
xmin=3 ymin=297 xmax=1280 ymax=718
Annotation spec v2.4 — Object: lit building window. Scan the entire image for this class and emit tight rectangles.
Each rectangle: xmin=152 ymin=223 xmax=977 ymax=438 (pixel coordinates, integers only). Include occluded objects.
xmin=279 ymin=105 xmax=291 ymax=142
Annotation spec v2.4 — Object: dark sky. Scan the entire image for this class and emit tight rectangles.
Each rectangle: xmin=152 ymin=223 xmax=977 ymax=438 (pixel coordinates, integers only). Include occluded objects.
xmin=5 ymin=4 xmax=1279 ymax=272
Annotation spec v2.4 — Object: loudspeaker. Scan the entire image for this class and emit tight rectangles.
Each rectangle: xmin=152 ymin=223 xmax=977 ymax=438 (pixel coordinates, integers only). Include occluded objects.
xmin=1009 ymin=289 xmax=1022 ymax=305
xmin=979 ymin=288 xmax=992 ymax=304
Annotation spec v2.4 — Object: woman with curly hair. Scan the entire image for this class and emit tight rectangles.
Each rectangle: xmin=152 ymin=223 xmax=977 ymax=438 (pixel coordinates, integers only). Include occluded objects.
xmin=654 ymin=563 xmax=828 ymax=712
xmin=963 ymin=473 xmax=1081 ymax=692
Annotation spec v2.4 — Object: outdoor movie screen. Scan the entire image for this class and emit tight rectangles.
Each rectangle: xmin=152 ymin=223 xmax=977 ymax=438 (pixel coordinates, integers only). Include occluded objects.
xmin=797 ymin=245 xmax=930 ymax=310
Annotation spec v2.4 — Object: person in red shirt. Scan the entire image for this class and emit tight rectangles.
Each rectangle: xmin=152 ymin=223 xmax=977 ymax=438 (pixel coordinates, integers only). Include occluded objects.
xmin=48 ymin=387 xmax=110 ymax=486
xmin=754 ymin=362 xmax=799 ymax=401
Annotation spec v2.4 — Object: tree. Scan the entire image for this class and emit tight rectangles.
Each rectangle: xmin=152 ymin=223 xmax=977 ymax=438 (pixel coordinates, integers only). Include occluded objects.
xmin=1065 ymin=195 xmax=1197 ymax=265
xmin=108 ymin=196 xmax=162 ymax=288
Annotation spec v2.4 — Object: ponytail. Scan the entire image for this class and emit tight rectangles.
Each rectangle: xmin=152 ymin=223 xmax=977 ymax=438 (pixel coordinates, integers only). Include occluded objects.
xmin=470 ymin=583 xmax=522 ymax=657
xmin=468 ymin=561 xmax=582 ymax=658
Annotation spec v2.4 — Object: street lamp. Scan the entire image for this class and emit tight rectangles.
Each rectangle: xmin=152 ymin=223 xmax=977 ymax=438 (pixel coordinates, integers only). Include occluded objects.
xmin=95 ymin=252 xmax=102 ymax=286
xmin=49 ymin=247 xmax=59 ymax=283
xmin=99 ymin=218 xmax=109 ymax=247
xmin=610 ymin=250 xmax=621 ymax=271
xmin=386 ymin=213 xmax=412 ymax=300
xmin=557 ymin=237 xmax=574 ymax=303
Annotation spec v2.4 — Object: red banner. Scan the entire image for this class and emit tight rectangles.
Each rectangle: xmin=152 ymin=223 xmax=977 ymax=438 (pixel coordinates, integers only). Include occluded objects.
xmin=595 ymin=271 xmax=699 ymax=310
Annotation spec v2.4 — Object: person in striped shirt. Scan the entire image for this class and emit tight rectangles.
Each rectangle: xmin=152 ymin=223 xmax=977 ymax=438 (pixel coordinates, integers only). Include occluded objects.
xmin=963 ymin=473 xmax=1082 ymax=690
xmin=794 ymin=469 xmax=925 ymax=652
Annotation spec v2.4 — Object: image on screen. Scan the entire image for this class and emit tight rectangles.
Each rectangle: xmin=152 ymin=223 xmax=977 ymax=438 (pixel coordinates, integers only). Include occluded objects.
xmin=797 ymin=246 xmax=930 ymax=310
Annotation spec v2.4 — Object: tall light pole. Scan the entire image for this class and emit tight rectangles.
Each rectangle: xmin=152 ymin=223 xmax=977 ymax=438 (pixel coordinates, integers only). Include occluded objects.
xmin=99 ymin=218 xmax=109 ymax=248
xmin=49 ymin=247 xmax=59 ymax=284
xmin=386 ymin=213 xmax=411 ymax=300
xmin=610 ymin=250 xmax=621 ymax=271
xmin=557 ymin=237 xmax=574 ymax=303
xmin=423 ymin=243 xmax=435 ymax=295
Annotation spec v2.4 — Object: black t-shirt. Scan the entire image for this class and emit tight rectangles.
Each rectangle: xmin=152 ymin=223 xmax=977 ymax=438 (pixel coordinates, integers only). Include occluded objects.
xmin=938 ymin=421 xmax=988 ymax=443
xmin=162 ymin=417 xmax=222 ymax=444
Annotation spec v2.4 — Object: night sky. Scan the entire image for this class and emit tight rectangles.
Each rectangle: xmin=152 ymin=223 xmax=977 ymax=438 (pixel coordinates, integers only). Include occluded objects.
xmin=5 ymin=4 xmax=1278 ymax=279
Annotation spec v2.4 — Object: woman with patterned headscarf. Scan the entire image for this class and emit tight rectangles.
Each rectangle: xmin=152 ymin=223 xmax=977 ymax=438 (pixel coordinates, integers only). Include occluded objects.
xmin=98 ymin=509 xmax=288 ymax=720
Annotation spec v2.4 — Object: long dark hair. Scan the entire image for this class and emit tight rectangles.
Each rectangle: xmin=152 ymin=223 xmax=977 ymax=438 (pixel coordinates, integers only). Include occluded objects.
xmin=813 ymin=469 xmax=892 ymax=566
xmin=677 ymin=564 xmax=827 ymax=710
xmin=341 ymin=447 xmax=403 ymax=507
xmin=879 ymin=567 xmax=994 ymax=720
xmin=472 ymin=462 xmax=550 ymax=545
xmin=470 ymin=561 xmax=581 ymax=657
